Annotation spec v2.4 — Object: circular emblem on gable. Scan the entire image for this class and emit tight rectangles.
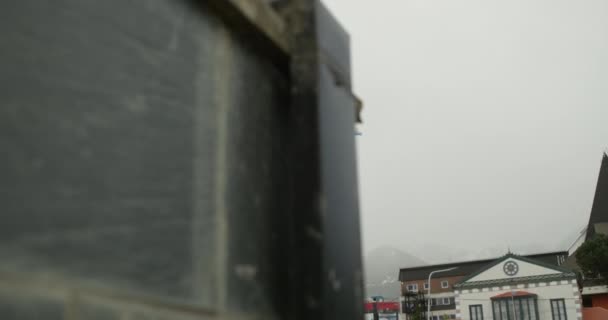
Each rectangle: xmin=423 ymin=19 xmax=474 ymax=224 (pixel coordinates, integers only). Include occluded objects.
xmin=503 ymin=261 xmax=519 ymax=276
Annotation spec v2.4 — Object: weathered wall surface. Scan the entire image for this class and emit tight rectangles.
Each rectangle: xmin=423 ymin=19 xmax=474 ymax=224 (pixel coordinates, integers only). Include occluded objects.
xmin=0 ymin=0 xmax=289 ymax=319
xmin=456 ymin=281 xmax=580 ymax=320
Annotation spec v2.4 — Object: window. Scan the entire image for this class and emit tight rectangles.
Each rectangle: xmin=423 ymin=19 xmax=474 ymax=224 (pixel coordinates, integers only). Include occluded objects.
xmin=469 ymin=304 xmax=484 ymax=320
xmin=433 ymin=297 xmax=451 ymax=305
xmin=492 ymin=297 xmax=538 ymax=320
xmin=583 ymin=296 xmax=593 ymax=308
xmin=406 ymin=283 xmax=418 ymax=292
xmin=424 ymin=282 xmax=429 ymax=290
xmin=551 ymin=299 xmax=567 ymax=320
xmin=441 ymin=280 xmax=449 ymax=288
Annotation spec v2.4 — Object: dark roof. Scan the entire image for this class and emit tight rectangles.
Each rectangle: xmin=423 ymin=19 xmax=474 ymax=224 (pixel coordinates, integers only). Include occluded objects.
xmin=562 ymin=154 xmax=608 ymax=286
xmin=581 ymin=277 xmax=608 ymax=287
xmin=398 ymin=251 xmax=568 ymax=282
xmin=586 ymin=153 xmax=608 ymax=240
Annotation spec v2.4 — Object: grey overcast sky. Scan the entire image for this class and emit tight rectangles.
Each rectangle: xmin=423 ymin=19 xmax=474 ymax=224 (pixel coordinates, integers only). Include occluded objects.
xmin=323 ymin=0 xmax=608 ymax=262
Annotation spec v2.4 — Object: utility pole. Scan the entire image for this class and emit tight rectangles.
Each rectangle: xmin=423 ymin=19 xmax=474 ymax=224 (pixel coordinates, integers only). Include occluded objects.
xmin=511 ymin=290 xmax=517 ymax=320
xmin=373 ymin=297 xmax=379 ymax=320
xmin=427 ymin=267 xmax=458 ymax=320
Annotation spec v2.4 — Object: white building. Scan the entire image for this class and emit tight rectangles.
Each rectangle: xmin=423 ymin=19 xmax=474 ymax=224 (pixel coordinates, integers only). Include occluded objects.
xmin=454 ymin=254 xmax=580 ymax=320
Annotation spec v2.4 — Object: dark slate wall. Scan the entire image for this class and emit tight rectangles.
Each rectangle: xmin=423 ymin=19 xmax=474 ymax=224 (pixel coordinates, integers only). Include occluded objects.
xmin=588 ymin=153 xmax=608 ymax=236
xmin=0 ymin=0 xmax=288 ymax=318
xmin=316 ymin=3 xmax=364 ymax=320
xmin=0 ymin=290 xmax=64 ymax=320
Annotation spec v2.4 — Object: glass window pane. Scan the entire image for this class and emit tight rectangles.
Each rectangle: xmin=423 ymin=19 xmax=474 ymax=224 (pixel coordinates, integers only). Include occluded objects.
xmin=514 ymin=299 xmax=521 ymax=320
xmin=501 ymin=300 xmax=508 ymax=320
xmin=550 ymin=300 xmax=567 ymax=320
xmin=521 ymin=298 xmax=530 ymax=320
xmin=529 ymin=299 xmax=537 ymax=320
xmin=469 ymin=305 xmax=483 ymax=320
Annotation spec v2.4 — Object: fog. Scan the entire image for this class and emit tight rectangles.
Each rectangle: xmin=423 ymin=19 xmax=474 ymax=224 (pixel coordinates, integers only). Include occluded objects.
xmin=324 ymin=0 xmax=608 ymax=263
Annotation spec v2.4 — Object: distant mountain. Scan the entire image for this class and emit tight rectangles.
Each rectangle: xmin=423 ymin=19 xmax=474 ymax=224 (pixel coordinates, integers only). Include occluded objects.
xmin=406 ymin=243 xmax=471 ymax=264
xmin=364 ymin=246 xmax=425 ymax=299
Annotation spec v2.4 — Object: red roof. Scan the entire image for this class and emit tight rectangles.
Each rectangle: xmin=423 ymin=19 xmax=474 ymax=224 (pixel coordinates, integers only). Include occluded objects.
xmin=491 ymin=291 xmax=536 ymax=299
xmin=583 ymin=307 xmax=608 ymax=320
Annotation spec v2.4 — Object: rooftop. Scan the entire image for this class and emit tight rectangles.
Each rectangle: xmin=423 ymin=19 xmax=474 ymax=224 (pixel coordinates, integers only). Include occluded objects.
xmin=399 ymin=251 xmax=568 ymax=282
xmin=586 ymin=153 xmax=608 ymax=239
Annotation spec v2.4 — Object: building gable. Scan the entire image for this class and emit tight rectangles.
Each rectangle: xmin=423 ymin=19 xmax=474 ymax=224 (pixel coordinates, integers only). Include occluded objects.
xmin=398 ymin=251 xmax=567 ymax=282
xmin=458 ymin=254 xmax=573 ymax=285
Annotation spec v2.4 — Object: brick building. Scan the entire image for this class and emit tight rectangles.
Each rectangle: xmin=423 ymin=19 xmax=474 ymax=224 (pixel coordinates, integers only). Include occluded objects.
xmin=399 ymin=251 xmax=567 ymax=320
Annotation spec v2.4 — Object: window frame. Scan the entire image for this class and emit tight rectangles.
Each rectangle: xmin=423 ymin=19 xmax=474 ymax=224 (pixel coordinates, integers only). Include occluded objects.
xmin=441 ymin=280 xmax=449 ymax=288
xmin=469 ymin=304 xmax=484 ymax=320
xmin=442 ymin=297 xmax=451 ymax=305
xmin=424 ymin=282 xmax=429 ymax=290
xmin=550 ymin=299 xmax=567 ymax=320
xmin=406 ymin=283 xmax=418 ymax=292
xmin=492 ymin=296 xmax=539 ymax=320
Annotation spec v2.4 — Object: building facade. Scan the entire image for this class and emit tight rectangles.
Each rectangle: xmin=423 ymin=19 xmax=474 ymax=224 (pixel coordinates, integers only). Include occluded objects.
xmin=455 ymin=254 xmax=580 ymax=320
xmin=402 ymin=276 xmax=461 ymax=319
xmin=563 ymin=153 xmax=608 ymax=319
xmin=399 ymin=251 xmax=568 ymax=320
